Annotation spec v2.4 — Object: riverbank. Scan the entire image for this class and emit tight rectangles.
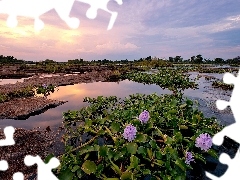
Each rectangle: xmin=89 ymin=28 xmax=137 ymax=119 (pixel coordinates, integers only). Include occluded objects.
xmin=0 ymin=69 xmax=121 ymax=119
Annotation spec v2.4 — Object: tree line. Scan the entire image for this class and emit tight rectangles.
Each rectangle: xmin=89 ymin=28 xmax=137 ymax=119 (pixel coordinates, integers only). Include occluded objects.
xmin=1 ymin=54 xmax=240 ymax=65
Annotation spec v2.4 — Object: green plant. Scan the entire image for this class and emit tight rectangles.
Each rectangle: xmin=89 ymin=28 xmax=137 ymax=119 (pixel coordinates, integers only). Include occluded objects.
xmin=122 ymin=69 xmax=198 ymax=94
xmin=212 ymin=80 xmax=233 ymax=90
xmin=55 ymin=93 xmax=223 ymax=180
xmin=35 ymin=84 xmax=57 ymax=97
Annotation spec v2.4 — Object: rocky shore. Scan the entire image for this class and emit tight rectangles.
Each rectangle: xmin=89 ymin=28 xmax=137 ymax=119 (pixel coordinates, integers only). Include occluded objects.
xmin=0 ymin=69 xmax=119 ymax=119
xmin=0 ymin=97 xmax=67 ymax=120
xmin=0 ymin=70 xmax=117 ymax=95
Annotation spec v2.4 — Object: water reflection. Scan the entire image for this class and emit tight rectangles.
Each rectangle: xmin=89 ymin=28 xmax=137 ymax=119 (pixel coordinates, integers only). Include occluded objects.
xmin=0 ymin=72 xmax=235 ymax=129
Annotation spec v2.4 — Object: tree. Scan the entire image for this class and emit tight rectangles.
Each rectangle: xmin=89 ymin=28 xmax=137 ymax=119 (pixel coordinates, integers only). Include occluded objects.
xmin=195 ymin=54 xmax=203 ymax=63
xmin=146 ymin=56 xmax=152 ymax=61
xmin=214 ymin=58 xmax=224 ymax=64
xmin=232 ymin=56 xmax=240 ymax=64
xmin=169 ymin=57 xmax=174 ymax=62
xmin=190 ymin=56 xmax=195 ymax=63
xmin=174 ymin=56 xmax=182 ymax=62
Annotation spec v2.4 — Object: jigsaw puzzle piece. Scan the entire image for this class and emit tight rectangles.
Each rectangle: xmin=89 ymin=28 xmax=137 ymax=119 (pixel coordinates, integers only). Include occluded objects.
xmin=206 ymin=148 xmax=240 ymax=180
xmin=0 ymin=0 xmax=53 ymax=30
xmin=212 ymin=122 xmax=240 ymax=147
xmin=76 ymin=0 xmax=122 ymax=30
xmin=0 ymin=126 xmax=15 ymax=146
xmin=13 ymin=172 xmax=24 ymax=180
xmin=204 ymin=135 xmax=240 ymax=178
xmin=0 ymin=160 xmax=8 ymax=171
xmin=54 ymin=0 xmax=80 ymax=29
xmin=221 ymin=70 xmax=240 ymax=121
xmin=24 ymin=155 xmax=60 ymax=180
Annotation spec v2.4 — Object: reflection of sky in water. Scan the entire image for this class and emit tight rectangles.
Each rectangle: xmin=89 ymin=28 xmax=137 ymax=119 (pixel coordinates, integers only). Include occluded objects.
xmin=0 ymin=78 xmax=26 ymax=85
xmin=0 ymin=71 xmax=235 ymax=129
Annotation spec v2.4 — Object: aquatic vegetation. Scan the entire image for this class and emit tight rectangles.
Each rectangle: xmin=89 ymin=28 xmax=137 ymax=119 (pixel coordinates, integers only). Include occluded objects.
xmin=122 ymin=69 xmax=198 ymax=93
xmin=195 ymin=133 xmax=212 ymax=152
xmin=185 ymin=152 xmax=194 ymax=165
xmin=35 ymin=84 xmax=58 ymax=98
xmin=212 ymin=80 xmax=234 ymax=90
xmin=138 ymin=110 xmax=150 ymax=124
xmin=56 ymin=93 xmax=223 ymax=179
xmin=0 ymin=85 xmax=35 ymax=103
xmin=198 ymin=68 xmax=238 ymax=74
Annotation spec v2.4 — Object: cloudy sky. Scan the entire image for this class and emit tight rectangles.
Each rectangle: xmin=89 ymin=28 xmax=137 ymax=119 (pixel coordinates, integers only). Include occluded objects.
xmin=0 ymin=0 xmax=239 ymax=61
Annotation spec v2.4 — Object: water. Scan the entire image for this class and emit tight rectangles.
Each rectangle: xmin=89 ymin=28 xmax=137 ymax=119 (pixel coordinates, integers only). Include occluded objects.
xmin=0 ymin=72 xmax=235 ymax=129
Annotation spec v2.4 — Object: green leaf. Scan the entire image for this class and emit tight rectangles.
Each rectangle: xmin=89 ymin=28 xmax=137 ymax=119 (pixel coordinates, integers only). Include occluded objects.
xmin=99 ymin=146 xmax=108 ymax=157
xmin=81 ymin=160 xmax=97 ymax=175
xmin=201 ymin=128 xmax=214 ymax=135
xmin=155 ymin=159 xmax=165 ymax=166
xmin=149 ymin=140 xmax=157 ymax=149
xmin=110 ymin=122 xmax=120 ymax=133
xmin=175 ymin=158 xmax=187 ymax=171
xmin=126 ymin=143 xmax=138 ymax=155
xmin=137 ymin=146 xmax=147 ymax=156
xmin=130 ymin=155 xmax=139 ymax=168
xmin=179 ymin=125 xmax=188 ymax=129
xmin=58 ymin=168 xmax=74 ymax=180
xmin=174 ymin=132 xmax=183 ymax=142
xmin=165 ymin=136 xmax=173 ymax=145
xmin=194 ymin=153 xmax=206 ymax=164
xmin=71 ymin=165 xmax=80 ymax=172
xmin=135 ymin=133 xmax=147 ymax=143
xmin=79 ymin=145 xmax=95 ymax=155
xmin=155 ymin=151 xmax=163 ymax=159
xmin=76 ymin=169 xmax=84 ymax=179
xmin=147 ymin=148 xmax=153 ymax=159
xmin=44 ymin=153 xmax=54 ymax=164
xmin=121 ymin=172 xmax=133 ymax=180
xmin=179 ymin=104 xmax=187 ymax=108
xmin=85 ymin=119 xmax=92 ymax=128
xmin=142 ymin=169 xmax=151 ymax=175
xmin=207 ymin=149 xmax=218 ymax=159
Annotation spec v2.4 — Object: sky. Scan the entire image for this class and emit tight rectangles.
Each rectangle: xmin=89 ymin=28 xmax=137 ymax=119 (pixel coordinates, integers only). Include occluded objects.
xmin=0 ymin=0 xmax=240 ymax=62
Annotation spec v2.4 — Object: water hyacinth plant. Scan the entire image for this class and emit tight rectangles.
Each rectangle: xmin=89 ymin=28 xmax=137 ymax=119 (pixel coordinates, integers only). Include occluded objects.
xmin=195 ymin=133 xmax=213 ymax=152
xmin=123 ymin=124 xmax=137 ymax=142
xmin=56 ymin=93 xmax=224 ymax=179
xmin=35 ymin=83 xmax=57 ymax=98
xmin=185 ymin=152 xmax=194 ymax=165
xmin=138 ymin=110 xmax=150 ymax=124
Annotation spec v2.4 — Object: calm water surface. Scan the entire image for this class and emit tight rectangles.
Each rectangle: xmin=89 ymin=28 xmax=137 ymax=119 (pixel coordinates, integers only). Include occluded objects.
xmin=0 ymin=72 xmax=235 ymax=129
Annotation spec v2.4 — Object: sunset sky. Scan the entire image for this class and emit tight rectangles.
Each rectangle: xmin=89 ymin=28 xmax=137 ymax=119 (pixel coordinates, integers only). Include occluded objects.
xmin=0 ymin=0 xmax=239 ymax=62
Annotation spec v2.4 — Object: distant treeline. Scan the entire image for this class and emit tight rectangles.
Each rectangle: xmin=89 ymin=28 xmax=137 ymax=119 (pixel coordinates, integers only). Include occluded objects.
xmin=1 ymin=54 xmax=240 ymax=65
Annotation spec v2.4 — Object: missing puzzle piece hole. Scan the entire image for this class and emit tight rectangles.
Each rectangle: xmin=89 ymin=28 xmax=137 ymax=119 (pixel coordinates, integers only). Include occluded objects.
xmin=219 ymin=153 xmax=231 ymax=165
xmin=0 ymin=126 xmax=15 ymax=146
xmin=34 ymin=19 xmax=44 ymax=31
xmin=13 ymin=172 xmax=24 ymax=180
xmin=86 ymin=8 xmax=97 ymax=19
xmin=66 ymin=17 xmax=80 ymax=29
xmin=223 ymin=72 xmax=236 ymax=85
xmin=216 ymin=100 xmax=229 ymax=111
xmin=6 ymin=16 xmax=18 ymax=28
xmin=0 ymin=160 xmax=8 ymax=171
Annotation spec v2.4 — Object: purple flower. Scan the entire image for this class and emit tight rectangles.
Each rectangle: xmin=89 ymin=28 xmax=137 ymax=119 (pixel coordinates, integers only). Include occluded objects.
xmin=185 ymin=152 xmax=194 ymax=165
xmin=42 ymin=84 xmax=47 ymax=89
xmin=123 ymin=124 xmax=137 ymax=142
xmin=138 ymin=110 xmax=150 ymax=124
xmin=195 ymin=133 xmax=212 ymax=151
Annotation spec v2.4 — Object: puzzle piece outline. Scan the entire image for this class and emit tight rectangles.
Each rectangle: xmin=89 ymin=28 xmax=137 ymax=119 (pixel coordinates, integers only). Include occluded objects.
xmin=0 ymin=0 xmax=123 ymax=31
xmin=0 ymin=126 xmax=15 ymax=172
xmin=24 ymin=155 xmax=60 ymax=180
xmin=205 ymin=70 xmax=240 ymax=179
xmin=0 ymin=126 xmax=60 ymax=180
